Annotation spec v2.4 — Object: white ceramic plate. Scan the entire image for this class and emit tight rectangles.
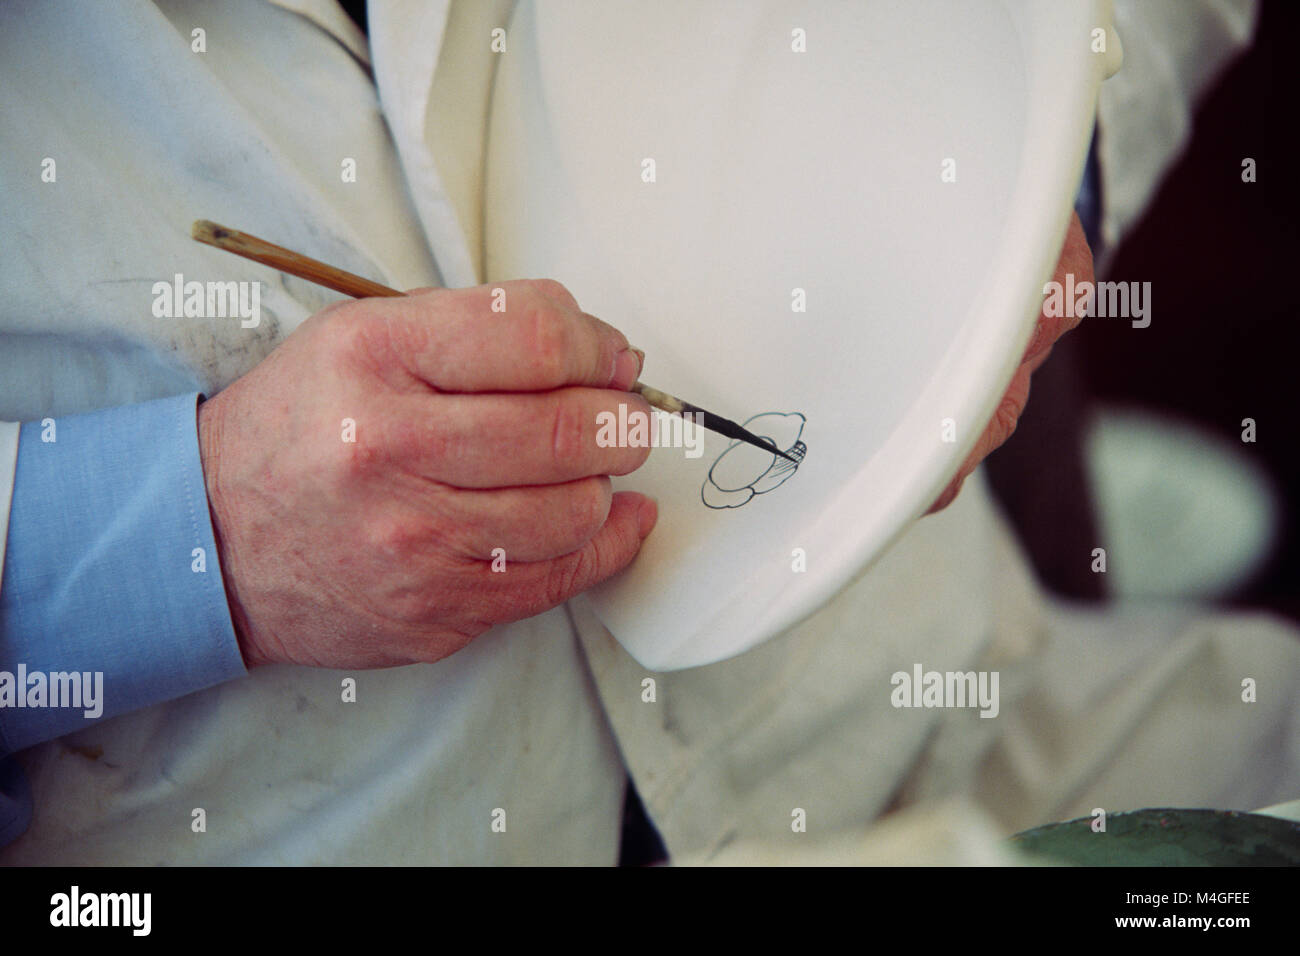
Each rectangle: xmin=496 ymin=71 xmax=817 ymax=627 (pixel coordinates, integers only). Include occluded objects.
xmin=485 ymin=0 xmax=1116 ymax=670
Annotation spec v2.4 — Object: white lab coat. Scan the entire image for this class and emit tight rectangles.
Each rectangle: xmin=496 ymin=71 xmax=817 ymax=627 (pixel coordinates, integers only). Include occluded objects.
xmin=1 ymin=0 xmax=1294 ymax=865
xmin=0 ymin=0 xmax=623 ymax=865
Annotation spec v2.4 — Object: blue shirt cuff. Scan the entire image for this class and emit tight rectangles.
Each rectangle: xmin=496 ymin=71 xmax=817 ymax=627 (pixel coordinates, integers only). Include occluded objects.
xmin=0 ymin=392 xmax=247 ymax=754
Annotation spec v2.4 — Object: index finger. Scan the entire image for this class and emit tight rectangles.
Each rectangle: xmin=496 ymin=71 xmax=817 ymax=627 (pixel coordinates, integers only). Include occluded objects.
xmin=383 ymin=279 xmax=643 ymax=393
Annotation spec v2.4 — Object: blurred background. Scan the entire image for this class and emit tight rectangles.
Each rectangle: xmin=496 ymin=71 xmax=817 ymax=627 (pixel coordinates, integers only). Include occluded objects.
xmin=985 ymin=0 xmax=1297 ymax=624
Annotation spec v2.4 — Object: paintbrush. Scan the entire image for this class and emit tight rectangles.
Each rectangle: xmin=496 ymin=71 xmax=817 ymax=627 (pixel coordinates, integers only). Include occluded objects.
xmin=191 ymin=220 xmax=797 ymax=463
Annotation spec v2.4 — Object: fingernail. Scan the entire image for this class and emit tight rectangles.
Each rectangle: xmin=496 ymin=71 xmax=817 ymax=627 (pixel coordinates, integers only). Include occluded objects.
xmin=613 ymin=347 xmax=644 ymax=390
xmin=637 ymin=497 xmax=658 ymax=537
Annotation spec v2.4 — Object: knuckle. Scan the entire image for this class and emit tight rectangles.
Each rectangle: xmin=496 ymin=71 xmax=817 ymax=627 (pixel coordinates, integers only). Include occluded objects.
xmin=550 ymin=398 xmax=589 ymax=470
xmin=568 ymin=478 xmax=612 ymax=543
xmin=338 ymin=432 xmax=388 ymax=484
xmin=332 ymin=310 xmax=383 ymax=358
xmin=523 ymin=304 xmax=573 ymax=382
xmin=362 ymin=513 xmax=417 ymax=560
xmin=528 ymin=278 xmax=578 ymax=310
xmin=328 ymin=311 xmax=405 ymax=382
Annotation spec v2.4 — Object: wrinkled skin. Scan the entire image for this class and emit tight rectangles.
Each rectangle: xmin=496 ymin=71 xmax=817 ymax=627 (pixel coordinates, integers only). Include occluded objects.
xmin=929 ymin=211 xmax=1092 ymax=513
xmin=198 ymin=279 xmax=657 ymax=669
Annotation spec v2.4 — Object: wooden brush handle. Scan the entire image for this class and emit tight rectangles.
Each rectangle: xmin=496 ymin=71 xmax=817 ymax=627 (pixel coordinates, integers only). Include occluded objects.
xmin=191 ymin=220 xmax=402 ymax=300
xmin=190 ymin=219 xmax=679 ymax=414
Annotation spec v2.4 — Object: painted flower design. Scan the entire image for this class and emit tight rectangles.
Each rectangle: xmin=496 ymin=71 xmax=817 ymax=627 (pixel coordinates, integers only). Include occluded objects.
xmin=702 ymin=412 xmax=806 ymax=509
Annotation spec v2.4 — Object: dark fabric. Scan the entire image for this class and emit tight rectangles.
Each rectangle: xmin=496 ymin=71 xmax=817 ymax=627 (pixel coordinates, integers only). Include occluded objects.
xmin=0 ymin=756 xmax=32 ymax=848
xmin=618 ymin=776 xmax=668 ymax=866
xmin=338 ymin=0 xmax=367 ymax=35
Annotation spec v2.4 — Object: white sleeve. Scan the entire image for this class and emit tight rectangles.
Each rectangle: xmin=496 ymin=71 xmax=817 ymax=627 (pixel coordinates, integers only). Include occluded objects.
xmin=0 ymin=421 xmax=19 ymax=593
xmin=1098 ymin=0 xmax=1258 ymax=259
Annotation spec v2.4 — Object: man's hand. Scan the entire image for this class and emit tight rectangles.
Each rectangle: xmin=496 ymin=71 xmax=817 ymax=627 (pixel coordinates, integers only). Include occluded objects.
xmin=929 ymin=211 xmax=1093 ymax=512
xmin=197 ymin=279 xmax=657 ymax=669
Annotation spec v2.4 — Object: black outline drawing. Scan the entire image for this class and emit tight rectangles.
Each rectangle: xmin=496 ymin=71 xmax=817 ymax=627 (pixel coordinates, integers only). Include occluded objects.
xmin=701 ymin=412 xmax=807 ymax=509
